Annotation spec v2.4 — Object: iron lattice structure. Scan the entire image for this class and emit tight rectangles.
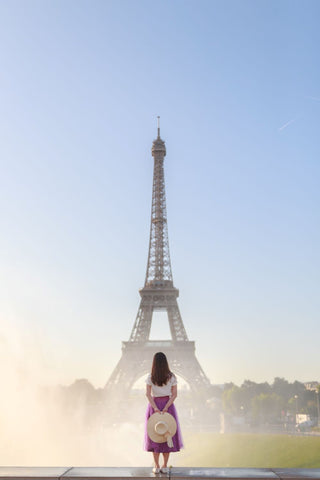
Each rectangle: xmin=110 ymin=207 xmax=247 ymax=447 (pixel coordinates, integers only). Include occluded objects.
xmin=105 ymin=122 xmax=211 ymax=396
xmin=145 ymin=131 xmax=172 ymax=285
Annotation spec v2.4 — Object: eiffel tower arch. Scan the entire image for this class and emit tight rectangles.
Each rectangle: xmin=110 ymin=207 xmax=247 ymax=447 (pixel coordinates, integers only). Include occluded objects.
xmin=105 ymin=120 xmax=211 ymax=398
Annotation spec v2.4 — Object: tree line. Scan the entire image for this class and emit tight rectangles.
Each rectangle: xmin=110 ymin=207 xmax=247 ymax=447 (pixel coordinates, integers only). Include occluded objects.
xmin=220 ymin=377 xmax=320 ymax=424
xmin=41 ymin=377 xmax=320 ymax=427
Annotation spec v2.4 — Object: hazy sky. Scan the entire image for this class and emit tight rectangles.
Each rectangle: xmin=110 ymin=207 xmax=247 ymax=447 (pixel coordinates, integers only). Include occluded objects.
xmin=0 ymin=0 xmax=319 ymax=388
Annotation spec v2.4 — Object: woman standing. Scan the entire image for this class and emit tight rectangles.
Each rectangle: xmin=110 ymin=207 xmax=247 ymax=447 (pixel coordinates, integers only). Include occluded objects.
xmin=144 ymin=352 xmax=183 ymax=473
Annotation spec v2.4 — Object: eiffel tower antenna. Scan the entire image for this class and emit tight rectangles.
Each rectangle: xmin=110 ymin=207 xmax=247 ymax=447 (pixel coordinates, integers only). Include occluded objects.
xmin=105 ymin=121 xmax=211 ymax=395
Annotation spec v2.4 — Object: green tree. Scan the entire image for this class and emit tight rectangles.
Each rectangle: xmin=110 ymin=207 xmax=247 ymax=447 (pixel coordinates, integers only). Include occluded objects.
xmin=222 ymin=385 xmax=244 ymax=415
xmin=251 ymin=393 xmax=283 ymax=423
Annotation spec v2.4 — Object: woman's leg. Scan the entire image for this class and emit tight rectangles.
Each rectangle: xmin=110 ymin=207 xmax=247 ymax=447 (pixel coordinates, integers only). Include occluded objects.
xmin=162 ymin=452 xmax=170 ymax=467
xmin=153 ymin=452 xmax=160 ymax=468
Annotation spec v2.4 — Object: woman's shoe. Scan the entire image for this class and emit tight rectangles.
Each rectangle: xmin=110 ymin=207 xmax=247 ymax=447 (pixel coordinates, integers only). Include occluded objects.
xmin=160 ymin=467 xmax=169 ymax=474
xmin=152 ymin=467 xmax=161 ymax=474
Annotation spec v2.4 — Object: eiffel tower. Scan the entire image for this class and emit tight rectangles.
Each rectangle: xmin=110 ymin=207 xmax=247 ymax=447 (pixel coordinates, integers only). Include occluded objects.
xmin=105 ymin=120 xmax=211 ymax=397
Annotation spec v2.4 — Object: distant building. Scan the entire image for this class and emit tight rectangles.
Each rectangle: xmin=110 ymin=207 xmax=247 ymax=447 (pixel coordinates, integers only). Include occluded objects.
xmin=304 ymin=381 xmax=319 ymax=391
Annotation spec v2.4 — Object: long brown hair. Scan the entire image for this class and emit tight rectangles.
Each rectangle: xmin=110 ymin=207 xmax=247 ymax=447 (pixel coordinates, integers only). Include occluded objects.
xmin=151 ymin=352 xmax=173 ymax=386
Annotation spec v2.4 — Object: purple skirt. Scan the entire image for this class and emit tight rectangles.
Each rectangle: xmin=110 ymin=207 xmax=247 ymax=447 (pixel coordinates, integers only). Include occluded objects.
xmin=144 ymin=396 xmax=183 ymax=452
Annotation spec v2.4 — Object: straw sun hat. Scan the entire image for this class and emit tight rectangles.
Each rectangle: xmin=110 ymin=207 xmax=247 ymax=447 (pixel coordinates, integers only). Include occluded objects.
xmin=147 ymin=412 xmax=177 ymax=448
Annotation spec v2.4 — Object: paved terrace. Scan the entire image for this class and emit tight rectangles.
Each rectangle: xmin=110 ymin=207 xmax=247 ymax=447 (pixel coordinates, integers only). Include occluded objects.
xmin=1 ymin=467 xmax=320 ymax=480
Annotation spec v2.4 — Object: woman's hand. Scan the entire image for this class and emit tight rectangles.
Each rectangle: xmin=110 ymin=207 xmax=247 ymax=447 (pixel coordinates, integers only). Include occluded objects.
xmin=162 ymin=407 xmax=168 ymax=413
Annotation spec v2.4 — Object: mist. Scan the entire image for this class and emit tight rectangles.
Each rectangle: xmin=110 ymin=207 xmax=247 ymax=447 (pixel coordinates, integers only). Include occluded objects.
xmin=1 ymin=321 xmax=320 ymax=469
xmin=0 ymin=322 xmax=153 ymax=466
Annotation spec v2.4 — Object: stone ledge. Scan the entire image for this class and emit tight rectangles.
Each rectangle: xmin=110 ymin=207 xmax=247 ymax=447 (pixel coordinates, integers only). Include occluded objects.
xmin=0 ymin=467 xmax=320 ymax=480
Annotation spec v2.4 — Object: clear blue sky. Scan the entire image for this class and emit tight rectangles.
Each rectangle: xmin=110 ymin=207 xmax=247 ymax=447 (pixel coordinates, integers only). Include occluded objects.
xmin=0 ymin=0 xmax=319 ymax=387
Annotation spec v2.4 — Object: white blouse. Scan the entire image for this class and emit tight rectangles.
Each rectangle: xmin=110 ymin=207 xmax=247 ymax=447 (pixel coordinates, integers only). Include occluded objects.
xmin=146 ymin=373 xmax=177 ymax=397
